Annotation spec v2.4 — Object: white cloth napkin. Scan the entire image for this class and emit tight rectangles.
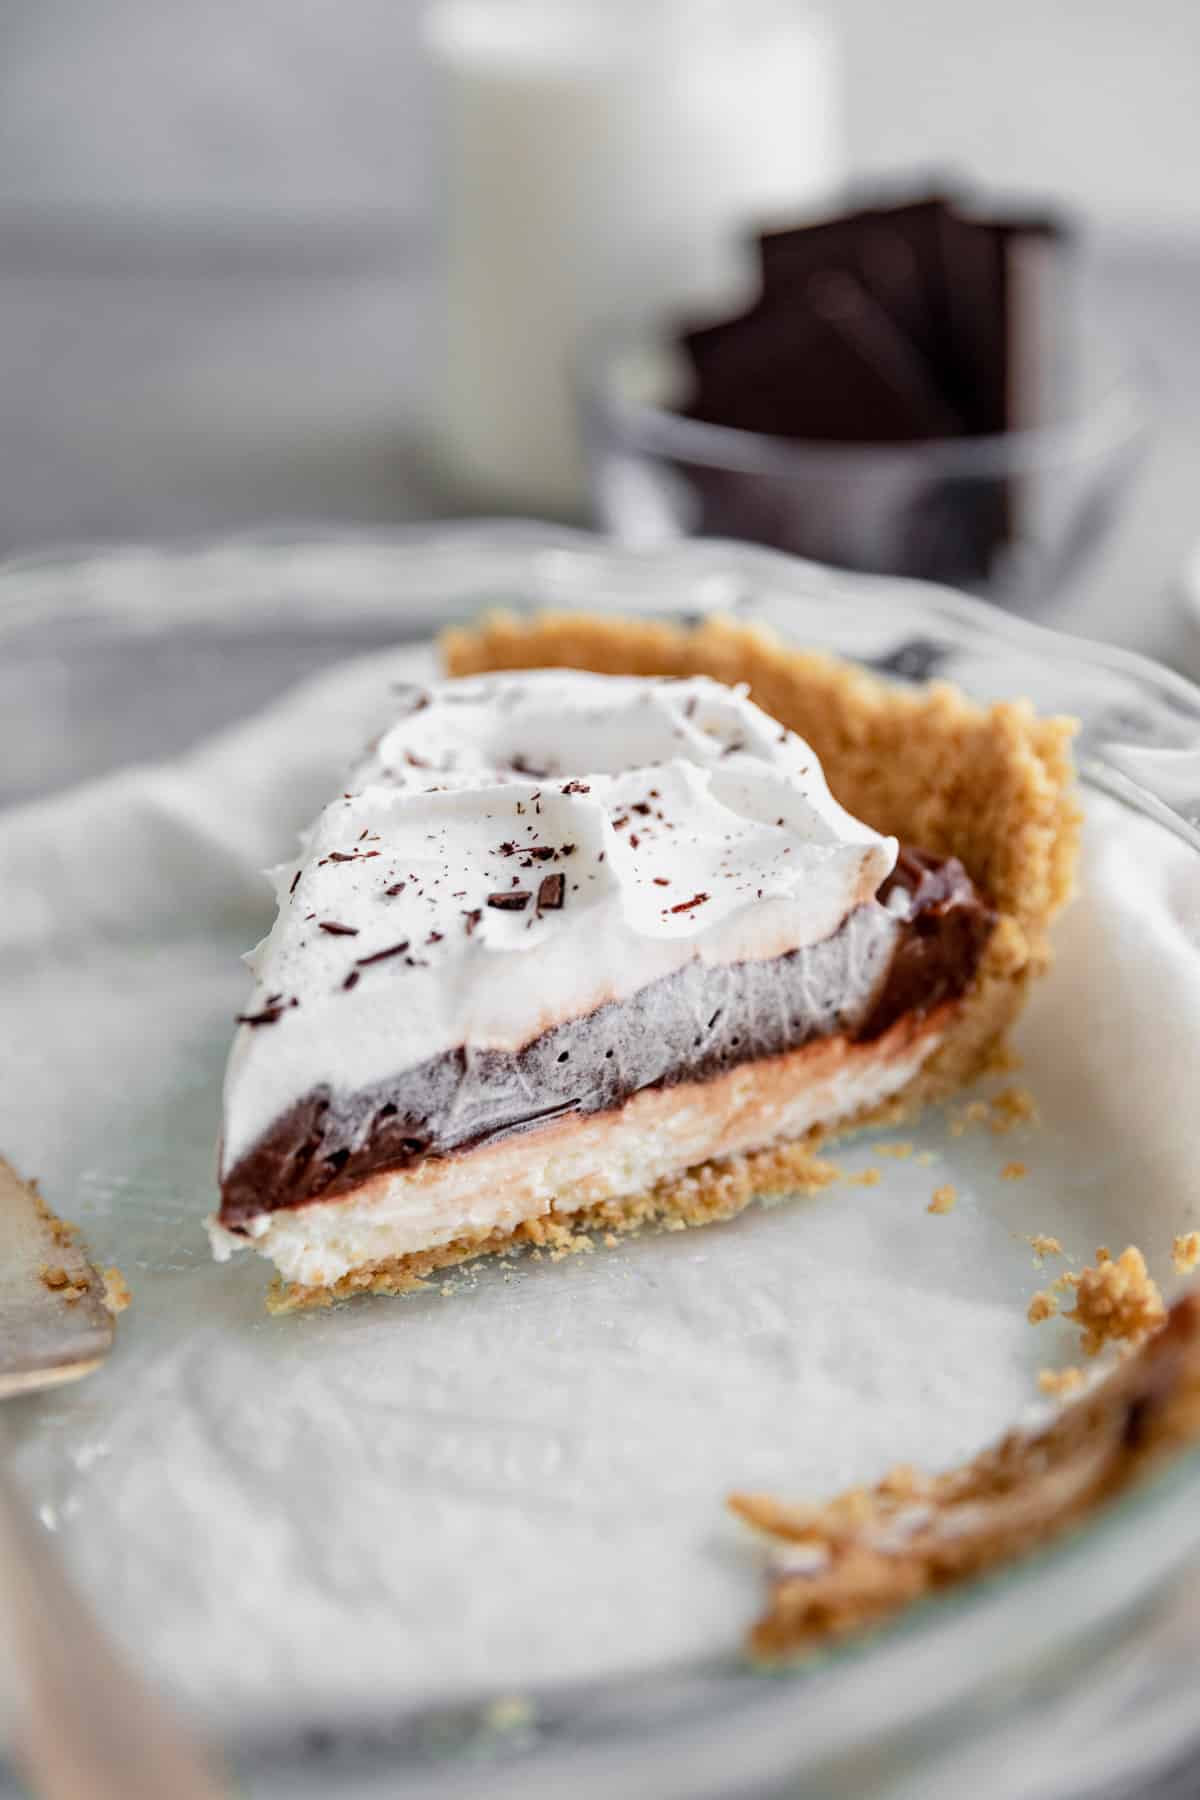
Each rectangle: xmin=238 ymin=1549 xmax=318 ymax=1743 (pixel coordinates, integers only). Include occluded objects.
xmin=3 ymin=645 xmax=1200 ymax=1737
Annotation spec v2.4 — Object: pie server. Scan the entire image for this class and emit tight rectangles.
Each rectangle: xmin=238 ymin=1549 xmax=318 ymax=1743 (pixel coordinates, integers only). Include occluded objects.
xmin=0 ymin=1157 xmax=225 ymax=1799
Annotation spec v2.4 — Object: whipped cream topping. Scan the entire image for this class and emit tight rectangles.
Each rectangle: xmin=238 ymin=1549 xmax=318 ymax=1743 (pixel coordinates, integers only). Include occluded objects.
xmin=220 ymin=671 xmax=897 ymax=1177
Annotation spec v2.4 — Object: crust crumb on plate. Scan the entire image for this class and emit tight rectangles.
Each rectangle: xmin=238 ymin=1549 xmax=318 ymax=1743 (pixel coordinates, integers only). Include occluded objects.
xmin=1003 ymin=1161 xmax=1028 ymax=1181
xmin=1038 ymin=1366 xmax=1085 ymax=1398
xmin=1064 ymin=1246 xmax=1166 ymax=1357
xmin=1028 ymin=1233 xmax=1063 ymax=1261
xmin=731 ymin=1293 xmax=1200 ymax=1660
xmin=38 ymin=1262 xmax=88 ymax=1302
xmin=101 ymin=1267 xmax=132 ymax=1315
xmin=1173 ymin=1233 xmax=1200 ymax=1276
xmin=31 ymin=1182 xmax=79 ymax=1249
xmin=989 ymin=1086 xmax=1039 ymax=1133
xmin=927 ymin=1185 xmax=957 ymax=1215
xmin=1028 ymin=1290 xmax=1059 ymax=1324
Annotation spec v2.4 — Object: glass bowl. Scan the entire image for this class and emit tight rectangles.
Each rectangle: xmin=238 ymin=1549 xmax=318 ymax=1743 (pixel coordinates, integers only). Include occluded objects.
xmin=5 ymin=524 xmax=1200 ymax=1800
xmin=579 ymin=331 xmax=1154 ymax=604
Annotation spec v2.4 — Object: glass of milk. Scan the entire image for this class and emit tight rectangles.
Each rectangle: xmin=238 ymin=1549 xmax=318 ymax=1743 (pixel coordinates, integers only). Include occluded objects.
xmin=427 ymin=0 xmax=843 ymax=516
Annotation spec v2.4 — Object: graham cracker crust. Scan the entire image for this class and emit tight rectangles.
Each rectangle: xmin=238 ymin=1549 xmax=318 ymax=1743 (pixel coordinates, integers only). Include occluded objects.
xmin=269 ymin=610 xmax=1079 ymax=1312
xmin=733 ymin=1291 xmax=1200 ymax=1660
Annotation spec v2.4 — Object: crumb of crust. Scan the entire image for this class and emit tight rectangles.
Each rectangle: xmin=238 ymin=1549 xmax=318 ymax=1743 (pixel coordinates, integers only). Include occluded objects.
xmin=948 ymin=1100 xmax=989 ymax=1137
xmin=877 ymin=1141 xmax=914 ymax=1160
xmin=1028 ymin=1290 xmax=1058 ymax=1324
xmin=914 ymin=1150 xmax=936 ymax=1167
xmin=1173 ymin=1232 xmax=1200 ymax=1276
xmin=1065 ymin=1246 xmax=1166 ymax=1357
xmin=32 ymin=1189 xmax=80 ymax=1248
xmin=549 ymin=1233 xmax=594 ymax=1262
xmin=848 ymin=1167 xmax=881 ymax=1188
xmin=1038 ymin=1366 xmax=1085 ymax=1398
xmin=39 ymin=1264 xmax=89 ymax=1303
xmin=729 ymin=1291 xmax=1200 ymax=1661
xmin=927 ymin=1184 xmax=957 ymax=1215
xmin=989 ymin=1086 xmax=1039 ymax=1133
xmin=948 ymin=1088 xmax=1038 ymax=1140
xmin=1002 ymin=1161 xmax=1028 ymax=1181
xmin=101 ymin=1267 xmax=131 ymax=1314
xmin=1028 ymin=1233 xmax=1064 ymax=1261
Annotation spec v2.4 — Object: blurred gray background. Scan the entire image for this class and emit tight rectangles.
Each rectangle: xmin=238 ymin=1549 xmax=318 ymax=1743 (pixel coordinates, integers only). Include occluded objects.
xmin=4 ymin=0 xmax=1196 ymax=232
xmin=0 ymin=0 xmax=1198 ymax=657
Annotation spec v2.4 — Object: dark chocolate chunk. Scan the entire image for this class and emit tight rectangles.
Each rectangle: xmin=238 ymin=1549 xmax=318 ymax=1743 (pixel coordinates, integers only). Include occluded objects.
xmin=487 ymin=891 xmax=531 ymax=912
xmin=537 ymin=873 xmax=566 ymax=911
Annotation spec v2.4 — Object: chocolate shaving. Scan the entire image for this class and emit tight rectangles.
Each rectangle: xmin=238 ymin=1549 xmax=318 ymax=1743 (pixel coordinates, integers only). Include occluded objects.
xmin=236 ymin=996 xmax=298 ymax=1027
xmin=319 ymin=921 xmax=359 ymax=937
xmin=463 ymin=908 xmax=483 ymax=935
xmin=354 ymin=940 xmax=411 ymax=967
xmin=537 ymin=873 xmax=565 ymax=911
xmin=526 ymin=846 xmax=555 ymax=861
xmin=342 ymin=971 xmax=361 ymax=991
xmin=288 ymin=870 xmax=301 ymax=896
xmin=487 ymin=891 xmax=531 ymax=912
xmin=669 ymin=892 xmax=710 ymax=914
xmin=561 ymin=780 xmax=590 ymax=795
xmin=384 ymin=882 xmax=406 ymax=897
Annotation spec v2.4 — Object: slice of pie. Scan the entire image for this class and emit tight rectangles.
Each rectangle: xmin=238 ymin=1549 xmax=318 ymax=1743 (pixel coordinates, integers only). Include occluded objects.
xmin=210 ymin=612 xmax=1078 ymax=1310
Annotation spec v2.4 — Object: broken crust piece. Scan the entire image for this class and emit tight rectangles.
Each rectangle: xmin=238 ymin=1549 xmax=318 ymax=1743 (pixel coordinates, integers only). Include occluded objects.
xmin=1065 ymin=1246 xmax=1166 ymax=1356
xmin=732 ymin=1293 xmax=1200 ymax=1661
xmin=230 ymin=610 xmax=1076 ymax=1312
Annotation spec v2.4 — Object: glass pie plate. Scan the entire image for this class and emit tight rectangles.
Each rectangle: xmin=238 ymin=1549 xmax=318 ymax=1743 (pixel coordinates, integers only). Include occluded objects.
xmin=4 ymin=525 xmax=1200 ymax=1800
